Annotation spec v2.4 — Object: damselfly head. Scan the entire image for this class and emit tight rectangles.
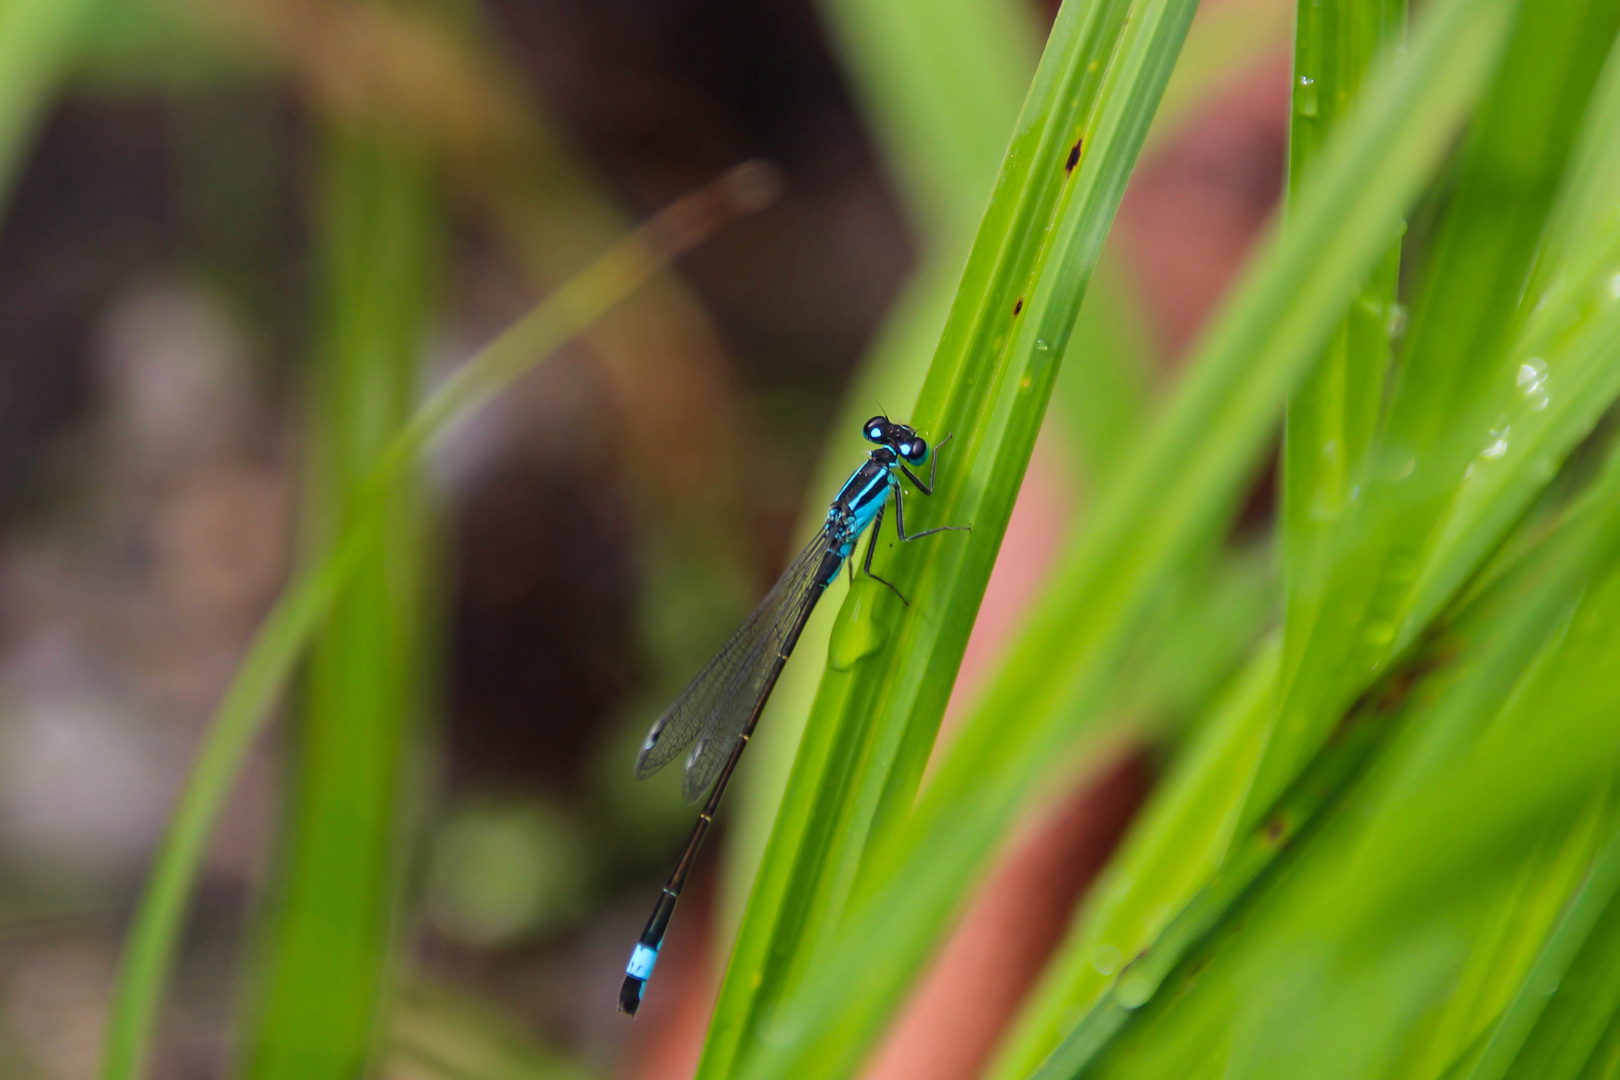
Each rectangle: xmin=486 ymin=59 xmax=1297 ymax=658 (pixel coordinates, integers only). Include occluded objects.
xmin=863 ymin=416 xmax=928 ymax=463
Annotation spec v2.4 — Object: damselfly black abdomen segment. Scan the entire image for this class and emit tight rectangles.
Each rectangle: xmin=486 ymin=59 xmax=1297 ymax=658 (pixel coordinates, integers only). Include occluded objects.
xmin=619 ymin=416 xmax=968 ymax=1016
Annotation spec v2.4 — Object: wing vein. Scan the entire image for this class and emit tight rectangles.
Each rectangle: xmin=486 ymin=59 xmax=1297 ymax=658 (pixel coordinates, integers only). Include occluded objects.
xmin=633 ymin=531 xmax=835 ymax=801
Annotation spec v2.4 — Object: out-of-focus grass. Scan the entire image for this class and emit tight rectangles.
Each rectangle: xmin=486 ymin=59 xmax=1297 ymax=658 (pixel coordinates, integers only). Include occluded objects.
xmin=97 ymin=166 xmax=776 ymax=1080
xmin=387 ymin=978 xmax=596 ymax=1080
xmin=0 ymin=0 xmax=100 ymax=197
xmin=237 ymin=123 xmax=441 ymax=1077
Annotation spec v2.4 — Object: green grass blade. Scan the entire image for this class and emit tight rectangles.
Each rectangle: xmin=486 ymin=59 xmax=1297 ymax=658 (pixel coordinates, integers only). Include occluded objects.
xmin=698 ymin=2 xmax=1203 ymax=1078
xmin=99 ymin=527 xmax=370 ymax=1080
xmin=1070 ymin=444 xmax=1620 ymax=1078
xmin=1404 ymin=29 xmax=1620 ymax=633
xmin=1463 ymin=813 xmax=1620 ymax=1080
xmin=238 ymin=125 xmax=441 ymax=1078
xmin=1048 ymin=253 xmax=1155 ymax=489
xmin=987 ymin=636 xmax=1281 ymax=1080
xmin=96 ymin=169 xmax=770 ymax=1080
xmin=1064 ymin=432 xmax=1620 ymax=1076
xmin=1280 ymin=0 xmax=1404 ymax=688
xmin=765 ymin=0 xmax=1513 ymax=1071
xmin=1495 ymin=827 xmax=1620 ymax=1078
xmin=1252 ymin=0 xmax=1620 ymax=826
xmin=721 ymin=0 xmax=1040 ymax=945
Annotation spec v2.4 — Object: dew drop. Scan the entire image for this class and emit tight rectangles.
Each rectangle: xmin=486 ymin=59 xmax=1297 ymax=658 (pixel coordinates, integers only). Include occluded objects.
xmin=1115 ymin=965 xmax=1156 ymax=1010
xmin=1610 ymin=272 xmax=1620 ymax=300
xmin=1296 ymin=75 xmax=1318 ymax=117
xmin=1482 ymin=427 xmax=1510 ymax=460
xmin=1091 ymin=943 xmax=1124 ymax=976
xmin=1386 ymin=302 xmax=1408 ymax=340
xmin=1034 ymin=338 xmax=1050 ymax=352
xmin=1517 ymin=359 xmax=1550 ymax=413
xmin=827 ymin=585 xmax=887 ymax=669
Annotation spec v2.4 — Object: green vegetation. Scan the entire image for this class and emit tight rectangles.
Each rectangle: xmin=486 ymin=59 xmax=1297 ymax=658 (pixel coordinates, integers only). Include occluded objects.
xmin=0 ymin=0 xmax=1608 ymax=1076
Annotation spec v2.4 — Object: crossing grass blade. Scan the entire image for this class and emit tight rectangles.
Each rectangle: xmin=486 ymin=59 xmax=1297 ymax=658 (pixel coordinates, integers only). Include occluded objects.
xmin=986 ymin=635 xmax=1281 ymax=1080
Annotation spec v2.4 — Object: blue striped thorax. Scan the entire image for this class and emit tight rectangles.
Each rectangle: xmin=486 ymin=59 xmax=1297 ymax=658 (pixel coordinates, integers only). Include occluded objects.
xmin=827 ymin=447 xmax=899 ymax=555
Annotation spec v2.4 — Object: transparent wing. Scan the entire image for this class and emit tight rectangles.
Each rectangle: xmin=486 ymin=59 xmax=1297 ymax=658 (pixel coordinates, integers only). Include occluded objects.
xmin=634 ymin=531 xmax=835 ymax=802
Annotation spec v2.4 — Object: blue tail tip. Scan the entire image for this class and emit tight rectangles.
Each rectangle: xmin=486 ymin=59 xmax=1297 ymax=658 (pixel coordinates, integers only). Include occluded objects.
xmin=619 ymin=975 xmax=645 ymax=1016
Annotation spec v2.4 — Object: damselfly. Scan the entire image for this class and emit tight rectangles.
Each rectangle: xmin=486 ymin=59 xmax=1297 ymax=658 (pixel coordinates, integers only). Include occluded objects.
xmin=618 ymin=415 xmax=969 ymax=1015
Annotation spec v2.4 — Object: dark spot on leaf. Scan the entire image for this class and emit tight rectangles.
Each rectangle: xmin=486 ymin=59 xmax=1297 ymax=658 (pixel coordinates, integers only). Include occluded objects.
xmin=1013 ymin=297 xmax=1024 ymax=316
xmin=1066 ymin=139 xmax=1082 ymax=173
xmin=1264 ymin=818 xmax=1286 ymax=843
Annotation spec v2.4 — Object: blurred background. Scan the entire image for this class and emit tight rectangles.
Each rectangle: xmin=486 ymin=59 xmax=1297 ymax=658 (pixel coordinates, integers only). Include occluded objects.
xmin=0 ymin=0 xmax=1291 ymax=1075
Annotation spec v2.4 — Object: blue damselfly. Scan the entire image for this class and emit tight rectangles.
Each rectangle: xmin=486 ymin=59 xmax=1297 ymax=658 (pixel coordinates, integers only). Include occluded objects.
xmin=618 ymin=415 xmax=969 ymax=1015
